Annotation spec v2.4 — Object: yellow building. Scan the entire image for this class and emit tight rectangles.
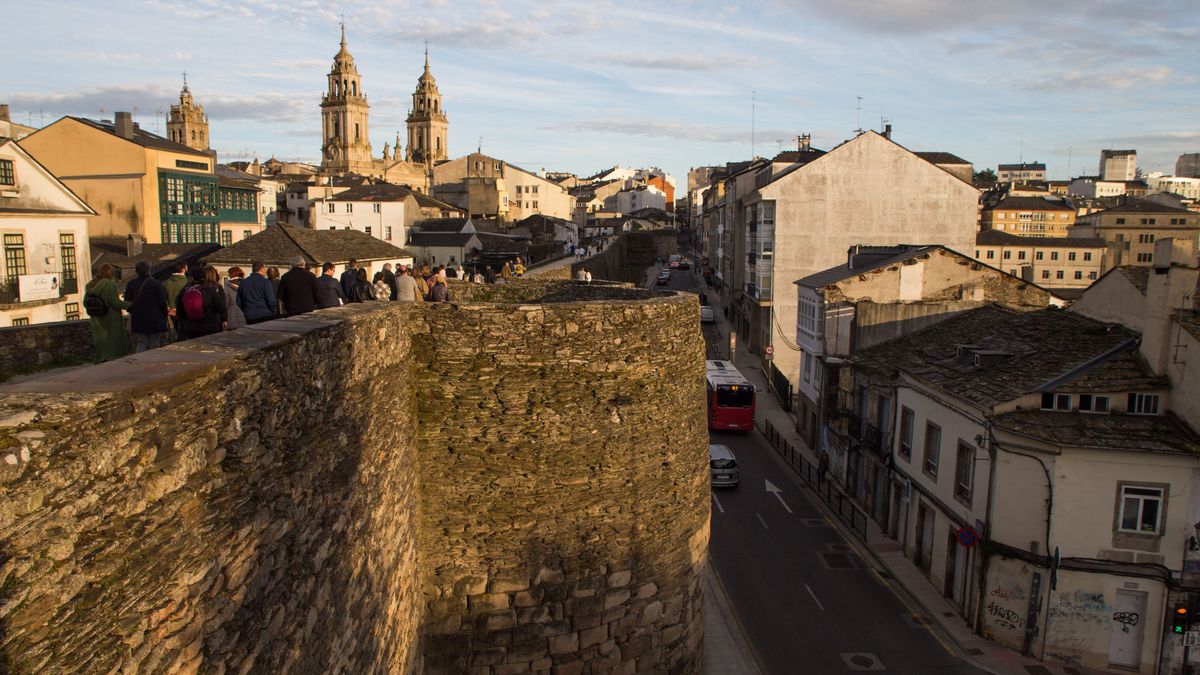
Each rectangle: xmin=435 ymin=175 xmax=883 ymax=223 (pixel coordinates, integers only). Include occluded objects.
xmin=20 ymin=113 xmax=220 ymax=244
xmin=980 ymin=194 xmax=1076 ymax=237
xmin=1073 ymin=198 xmax=1200 ymax=266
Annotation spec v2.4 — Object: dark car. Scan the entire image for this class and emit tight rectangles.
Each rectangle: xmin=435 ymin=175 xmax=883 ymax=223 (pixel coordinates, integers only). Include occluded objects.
xmin=679 ymin=259 xmax=691 ymax=270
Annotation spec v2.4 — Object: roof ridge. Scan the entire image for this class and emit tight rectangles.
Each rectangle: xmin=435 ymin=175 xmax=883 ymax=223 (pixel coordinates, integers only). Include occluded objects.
xmin=277 ymin=225 xmax=316 ymax=262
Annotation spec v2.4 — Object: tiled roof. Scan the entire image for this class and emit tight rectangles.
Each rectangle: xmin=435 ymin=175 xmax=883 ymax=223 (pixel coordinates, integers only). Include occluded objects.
xmin=1089 ymin=197 xmax=1192 ymax=215
xmin=414 ymin=217 xmax=471 ymax=232
xmin=915 ymin=151 xmax=970 ymax=165
xmin=412 ymin=192 xmax=461 ymax=211
xmin=204 ymin=225 xmax=411 ymax=266
xmin=975 ymin=230 xmax=1106 ymax=248
xmin=408 ymin=231 xmax=479 ymax=247
xmin=68 ymin=116 xmax=210 ymax=157
xmin=990 ymin=410 xmax=1198 ymax=454
xmin=998 ymin=163 xmax=1046 ymax=171
xmin=855 ymin=305 xmax=1147 ymax=408
xmin=985 ymin=195 xmax=1075 ymax=212
xmin=329 ymin=183 xmax=414 ymax=202
xmin=795 ymin=245 xmax=940 ymax=288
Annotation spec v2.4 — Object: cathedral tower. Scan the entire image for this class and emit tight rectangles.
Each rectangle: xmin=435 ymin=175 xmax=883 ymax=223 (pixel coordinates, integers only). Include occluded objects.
xmin=405 ymin=49 xmax=448 ymax=167
xmin=166 ymin=74 xmax=210 ymax=152
xmin=320 ymin=25 xmax=373 ymax=175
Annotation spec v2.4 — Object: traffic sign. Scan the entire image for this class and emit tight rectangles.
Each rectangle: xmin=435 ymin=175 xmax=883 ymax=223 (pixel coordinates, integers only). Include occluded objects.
xmin=956 ymin=526 xmax=980 ymax=548
xmin=764 ymin=345 xmax=774 ymax=356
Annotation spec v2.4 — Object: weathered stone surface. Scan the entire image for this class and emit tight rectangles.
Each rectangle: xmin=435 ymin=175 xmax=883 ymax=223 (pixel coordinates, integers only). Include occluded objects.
xmin=0 ymin=275 xmax=708 ymax=674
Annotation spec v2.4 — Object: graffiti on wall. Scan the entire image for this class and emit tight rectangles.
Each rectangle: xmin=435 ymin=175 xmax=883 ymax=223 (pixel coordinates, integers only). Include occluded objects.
xmin=1046 ymin=590 xmax=1111 ymax=654
xmin=987 ymin=602 xmax=1024 ymax=630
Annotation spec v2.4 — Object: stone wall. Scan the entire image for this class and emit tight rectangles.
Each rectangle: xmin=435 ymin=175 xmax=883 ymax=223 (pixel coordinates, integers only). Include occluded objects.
xmin=0 ymin=320 xmax=99 ymax=376
xmin=0 ymin=280 xmax=709 ymax=674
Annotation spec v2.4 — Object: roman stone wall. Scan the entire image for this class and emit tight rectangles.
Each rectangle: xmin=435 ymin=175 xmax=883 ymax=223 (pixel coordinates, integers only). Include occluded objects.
xmin=0 ymin=320 xmax=107 ymax=376
xmin=0 ymin=280 xmax=709 ymax=674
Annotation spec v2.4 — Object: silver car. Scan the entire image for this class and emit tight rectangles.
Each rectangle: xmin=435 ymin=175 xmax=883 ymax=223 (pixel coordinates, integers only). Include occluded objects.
xmin=709 ymin=444 xmax=740 ymax=488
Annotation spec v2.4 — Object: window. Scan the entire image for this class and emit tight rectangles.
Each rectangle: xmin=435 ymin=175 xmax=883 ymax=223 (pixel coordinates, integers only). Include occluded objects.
xmin=1074 ymin=271 xmax=1083 ymax=280
xmin=1137 ymin=253 xmax=1153 ymax=263
xmin=532 ymin=186 xmax=538 ymax=194
xmin=1116 ymin=218 xmax=1126 ymax=225
xmin=1055 ymin=270 xmax=1064 ymax=279
xmin=243 ymin=230 xmax=251 ymax=240
xmin=0 ymin=159 xmax=14 ymax=186
xmin=802 ymin=353 xmax=812 ymax=382
xmin=65 ymin=302 xmax=80 ymax=321
xmin=10 ymin=317 xmax=29 ymax=327
xmin=1127 ymin=393 xmax=1160 ymax=415
xmin=1079 ymin=395 xmax=1110 ymax=413
xmin=59 ymin=233 xmax=78 ymax=294
xmin=986 ymin=250 xmax=995 ymax=259
xmin=899 ymin=407 xmax=914 ymax=459
xmin=1138 ymin=234 xmax=1155 ymax=244
xmin=365 ymin=226 xmax=372 ymax=237
xmin=923 ymin=423 xmax=941 ymax=478
xmin=220 ymin=230 xmax=232 ymax=246
xmin=1018 ymin=251 xmax=1026 ymax=260
xmin=386 ymin=226 xmax=393 ymax=240
xmin=1041 ymin=393 xmax=1071 ymax=411
xmin=1003 ymin=251 xmax=1012 ymax=260
xmin=1041 ymin=270 xmax=1050 ymax=279
xmin=1083 ymin=252 xmax=1092 ymax=262
xmin=346 ymin=203 xmax=353 ymax=214
xmin=327 ymin=203 xmax=335 ymax=213
xmin=1117 ymin=485 xmax=1163 ymax=534
xmin=533 ymin=201 xmax=538 ymax=209
xmin=1050 ymin=251 xmax=1059 ymax=261
xmin=373 ymin=203 xmax=381 ymax=214
xmin=955 ymin=441 xmax=974 ymax=504
xmin=4 ymin=233 xmax=27 ymax=279
xmin=1088 ymin=271 xmax=1097 ymax=280
xmin=1140 ymin=218 xmax=1156 ymax=226
xmin=1068 ymin=252 xmax=1076 ymax=261
xmin=1035 ymin=251 xmax=1044 ymax=261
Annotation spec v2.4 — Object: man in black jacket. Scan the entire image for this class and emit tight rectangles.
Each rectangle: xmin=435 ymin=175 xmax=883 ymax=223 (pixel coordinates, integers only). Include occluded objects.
xmin=125 ymin=260 xmax=169 ymax=352
xmin=278 ymin=257 xmax=320 ymax=316
xmin=315 ymin=262 xmax=347 ymax=309
xmin=380 ymin=263 xmax=399 ymax=300
xmin=339 ymin=258 xmax=359 ymax=298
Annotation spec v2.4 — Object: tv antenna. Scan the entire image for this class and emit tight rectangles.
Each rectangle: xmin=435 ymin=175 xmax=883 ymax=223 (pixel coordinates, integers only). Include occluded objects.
xmin=751 ymin=90 xmax=756 ymax=159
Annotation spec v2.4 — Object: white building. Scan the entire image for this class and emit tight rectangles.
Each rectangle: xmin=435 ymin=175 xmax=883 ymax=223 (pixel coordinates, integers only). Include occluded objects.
xmin=1100 ymin=149 xmax=1137 ymax=182
xmin=0 ymin=139 xmax=94 ymax=326
xmin=613 ymin=184 xmax=666 ymax=215
xmin=1144 ymin=173 xmax=1200 ymax=200
xmin=1068 ymin=177 xmax=1127 ymax=199
xmin=313 ymin=182 xmax=418 ymax=247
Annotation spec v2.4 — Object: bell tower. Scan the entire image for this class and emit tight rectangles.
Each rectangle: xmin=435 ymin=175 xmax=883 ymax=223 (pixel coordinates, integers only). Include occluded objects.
xmin=166 ymin=73 xmax=210 ymax=152
xmin=320 ymin=24 xmax=373 ymax=175
xmin=405 ymin=48 xmax=449 ymax=168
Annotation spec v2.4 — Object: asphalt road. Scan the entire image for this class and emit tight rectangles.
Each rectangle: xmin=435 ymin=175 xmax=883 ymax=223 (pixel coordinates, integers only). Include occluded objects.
xmin=655 ymin=260 xmax=985 ymax=674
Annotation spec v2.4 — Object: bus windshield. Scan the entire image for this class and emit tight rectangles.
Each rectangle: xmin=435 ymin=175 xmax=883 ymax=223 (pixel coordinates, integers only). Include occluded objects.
xmin=716 ymin=386 xmax=754 ymax=408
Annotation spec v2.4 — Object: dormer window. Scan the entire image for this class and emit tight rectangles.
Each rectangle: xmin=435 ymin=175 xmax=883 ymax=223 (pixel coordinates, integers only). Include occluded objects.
xmin=1041 ymin=393 xmax=1071 ymax=411
xmin=1078 ymin=395 xmax=1109 ymax=413
xmin=1127 ymin=393 xmax=1160 ymax=415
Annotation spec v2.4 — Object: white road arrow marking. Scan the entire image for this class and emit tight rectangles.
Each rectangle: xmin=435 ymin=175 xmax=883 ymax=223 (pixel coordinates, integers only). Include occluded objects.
xmin=712 ymin=494 xmax=725 ymax=514
xmin=805 ymin=584 xmax=825 ymax=611
xmin=764 ymin=479 xmax=793 ymax=514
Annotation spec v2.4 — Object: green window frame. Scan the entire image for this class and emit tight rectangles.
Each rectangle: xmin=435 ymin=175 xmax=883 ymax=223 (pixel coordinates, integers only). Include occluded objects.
xmin=0 ymin=159 xmax=14 ymax=186
xmin=59 ymin=233 xmax=78 ymax=294
xmin=4 ymin=233 xmax=27 ymax=279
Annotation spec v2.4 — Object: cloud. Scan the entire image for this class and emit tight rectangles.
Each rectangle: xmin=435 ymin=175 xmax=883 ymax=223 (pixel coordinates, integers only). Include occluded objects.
xmin=5 ymin=84 xmax=313 ymax=124
xmin=1024 ymin=66 xmax=1177 ymax=93
xmin=610 ymin=54 xmax=758 ymax=72
xmin=546 ymin=118 xmax=798 ymax=145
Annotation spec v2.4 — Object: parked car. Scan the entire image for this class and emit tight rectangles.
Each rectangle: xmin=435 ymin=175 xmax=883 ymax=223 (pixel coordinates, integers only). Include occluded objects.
xmin=709 ymin=444 xmax=740 ymax=488
xmin=679 ymin=259 xmax=691 ymax=270
xmin=656 ymin=272 xmax=671 ymax=286
xmin=700 ymin=306 xmax=715 ymax=323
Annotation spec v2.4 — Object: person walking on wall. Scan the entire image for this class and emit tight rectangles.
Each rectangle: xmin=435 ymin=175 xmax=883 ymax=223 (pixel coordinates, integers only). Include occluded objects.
xmin=266 ymin=266 xmax=283 ymax=315
xmin=278 ymin=257 xmax=319 ymax=316
xmin=84 ymin=262 xmax=132 ymax=362
xmin=125 ymin=260 xmax=169 ymax=353
xmin=223 ymin=267 xmax=247 ymax=330
xmin=347 ymin=267 xmax=376 ymax=303
xmin=483 ymin=264 xmax=497 ymax=284
xmin=372 ymin=271 xmax=392 ymax=301
xmin=164 ymin=260 xmax=189 ymax=341
xmin=340 ymin=258 xmax=359 ymax=298
xmin=500 ymin=260 xmax=512 ymax=282
xmin=177 ymin=266 xmax=228 ymax=339
xmin=429 ymin=274 xmax=451 ymax=302
xmin=381 ymin=263 xmax=399 ymax=301
xmin=416 ymin=264 xmax=432 ymax=299
xmin=395 ymin=265 xmax=422 ymax=302
xmin=315 ymin=262 xmax=347 ymax=309
xmin=237 ymin=261 xmax=277 ymax=325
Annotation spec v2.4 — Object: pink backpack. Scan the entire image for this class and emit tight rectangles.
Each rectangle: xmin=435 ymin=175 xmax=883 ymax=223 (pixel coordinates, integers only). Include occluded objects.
xmin=181 ymin=286 xmax=206 ymax=321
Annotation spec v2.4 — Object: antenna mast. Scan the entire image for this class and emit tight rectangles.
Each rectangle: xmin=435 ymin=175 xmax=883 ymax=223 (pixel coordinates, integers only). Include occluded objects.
xmin=751 ymin=90 xmax=756 ymax=159
xmin=855 ymin=96 xmax=864 ymax=135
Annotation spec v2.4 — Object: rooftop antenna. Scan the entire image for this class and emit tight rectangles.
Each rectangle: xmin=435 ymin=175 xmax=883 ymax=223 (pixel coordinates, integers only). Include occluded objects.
xmin=155 ymin=106 xmax=164 ymax=134
xmin=1066 ymin=145 xmax=1072 ymax=179
xmin=854 ymin=96 xmax=864 ymax=135
xmin=751 ymin=90 xmax=756 ymax=159
xmin=1019 ymin=140 xmax=1024 ymax=164
xmin=477 ymin=136 xmax=482 ymax=154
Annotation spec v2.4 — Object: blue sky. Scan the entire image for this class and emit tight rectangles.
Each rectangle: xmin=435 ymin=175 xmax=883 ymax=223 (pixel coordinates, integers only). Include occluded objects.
xmin=6 ymin=0 xmax=1199 ymax=186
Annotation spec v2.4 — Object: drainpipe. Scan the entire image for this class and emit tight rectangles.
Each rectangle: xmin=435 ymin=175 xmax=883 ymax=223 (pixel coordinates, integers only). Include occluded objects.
xmin=975 ymin=421 xmax=1000 ymax=634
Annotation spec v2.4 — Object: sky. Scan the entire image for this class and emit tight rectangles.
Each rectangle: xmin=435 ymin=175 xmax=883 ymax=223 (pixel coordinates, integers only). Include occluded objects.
xmin=5 ymin=0 xmax=1199 ymax=187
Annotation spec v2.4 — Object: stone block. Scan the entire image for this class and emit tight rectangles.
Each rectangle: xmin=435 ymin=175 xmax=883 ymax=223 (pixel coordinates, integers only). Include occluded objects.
xmin=607 ymin=570 xmax=632 ymax=588
xmin=550 ymin=661 xmax=584 ymax=675
xmin=604 ymin=590 xmax=630 ymax=610
xmin=638 ymin=601 xmax=663 ymax=626
xmin=635 ymin=582 xmax=657 ymax=599
xmin=579 ymin=624 xmax=607 ymax=649
xmin=549 ymin=631 xmax=579 ymax=655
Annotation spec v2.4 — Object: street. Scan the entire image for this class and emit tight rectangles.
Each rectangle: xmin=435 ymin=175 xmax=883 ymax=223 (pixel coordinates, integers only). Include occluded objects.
xmin=655 ymin=259 xmax=986 ymax=674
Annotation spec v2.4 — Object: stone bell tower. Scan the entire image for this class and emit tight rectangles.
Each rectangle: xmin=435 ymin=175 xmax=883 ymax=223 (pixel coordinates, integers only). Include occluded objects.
xmin=320 ymin=24 xmax=373 ymax=175
xmin=405 ymin=49 xmax=448 ymax=168
xmin=166 ymin=74 xmax=210 ymax=152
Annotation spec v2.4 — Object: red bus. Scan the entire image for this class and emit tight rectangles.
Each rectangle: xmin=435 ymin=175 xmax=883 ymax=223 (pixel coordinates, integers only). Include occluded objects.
xmin=706 ymin=360 xmax=756 ymax=431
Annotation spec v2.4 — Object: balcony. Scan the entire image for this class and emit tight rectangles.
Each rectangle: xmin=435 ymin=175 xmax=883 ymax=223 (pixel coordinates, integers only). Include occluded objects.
xmin=0 ymin=276 xmax=71 ymax=305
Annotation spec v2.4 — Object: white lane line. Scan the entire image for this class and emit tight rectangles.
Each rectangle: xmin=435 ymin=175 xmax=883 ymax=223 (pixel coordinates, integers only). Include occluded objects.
xmin=805 ymin=584 xmax=825 ymax=611
xmin=712 ymin=494 xmax=725 ymax=514
xmin=756 ymin=513 xmax=769 ymax=530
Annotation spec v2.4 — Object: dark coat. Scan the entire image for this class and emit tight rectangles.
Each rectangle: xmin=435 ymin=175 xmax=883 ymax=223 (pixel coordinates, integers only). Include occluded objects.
xmin=349 ymin=280 xmax=376 ymax=303
xmin=278 ymin=267 xmax=319 ymax=316
xmin=339 ymin=268 xmax=358 ymax=298
xmin=237 ymin=273 xmax=277 ymax=322
xmin=315 ymin=275 xmax=346 ymax=309
xmin=381 ymin=268 xmax=399 ymax=300
xmin=178 ymin=282 xmax=227 ymax=339
xmin=125 ymin=275 xmax=169 ymax=335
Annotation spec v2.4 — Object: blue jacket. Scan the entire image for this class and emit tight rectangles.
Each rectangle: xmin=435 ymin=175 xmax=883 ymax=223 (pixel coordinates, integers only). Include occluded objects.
xmin=236 ymin=272 xmax=278 ymax=322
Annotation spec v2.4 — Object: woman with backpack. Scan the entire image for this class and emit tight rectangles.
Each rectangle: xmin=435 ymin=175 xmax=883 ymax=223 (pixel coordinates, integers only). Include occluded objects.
xmin=177 ymin=266 xmax=228 ymax=339
xmin=84 ymin=263 xmax=132 ymax=363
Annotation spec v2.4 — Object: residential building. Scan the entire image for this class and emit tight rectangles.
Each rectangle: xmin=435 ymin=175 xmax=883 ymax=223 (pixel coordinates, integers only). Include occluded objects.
xmin=413 ymin=191 xmax=464 ymax=220
xmin=313 ymin=182 xmax=419 ymax=247
xmin=1072 ymin=198 xmax=1200 ymax=266
xmin=406 ymin=221 xmax=483 ymax=268
xmin=1068 ymin=177 xmax=1127 ymax=199
xmin=791 ymin=244 xmax=1056 ymax=501
xmin=996 ymin=162 xmax=1046 ymax=183
xmin=281 ymin=175 xmax=367 ymax=226
xmin=0 ymin=139 xmax=94 ymax=326
xmin=216 ymin=173 xmax=262 ymax=246
xmin=979 ymin=195 xmax=1076 ymax=237
xmin=734 ymin=131 xmax=978 ymax=401
xmin=974 ymin=230 xmax=1107 ymax=291
xmin=1177 ymin=153 xmax=1200 ymax=179
xmin=432 ymin=152 xmax=572 ymax=221
xmin=1100 ymin=149 xmax=1137 ymax=181
xmin=511 ymin=213 xmax=578 ymax=255
xmin=204 ymin=224 xmax=411 ymax=280
xmin=1144 ymin=173 xmax=1200 ymax=200
xmin=613 ymin=184 xmax=666 ymax=215
xmin=0 ymin=105 xmax=37 ymax=141
xmin=852 ymin=304 xmax=1197 ymax=674
xmin=21 ymin=113 xmax=220 ymax=244
xmin=165 ymin=77 xmax=210 ymax=153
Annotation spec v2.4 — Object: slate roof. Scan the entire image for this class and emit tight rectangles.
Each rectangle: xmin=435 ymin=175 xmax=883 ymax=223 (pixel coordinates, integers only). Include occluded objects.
xmin=990 ymin=410 xmax=1199 ymax=454
xmin=1089 ymin=197 xmax=1193 ymax=215
xmin=976 ymin=230 xmax=1106 ymax=248
xmin=412 ymin=192 xmax=461 ymax=211
xmin=1117 ymin=267 xmax=1150 ymax=294
xmin=984 ymin=195 xmax=1075 ymax=212
xmin=408 ymin=232 xmax=479 ymax=247
xmin=414 ymin=218 xmax=471 ymax=233
xmin=68 ymin=116 xmax=209 ymax=157
xmin=329 ymin=183 xmax=414 ymax=202
xmin=914 ymin=151 xmax=970 ymax=165
xmin=475 ymin=232 xmax=529 ymax=254
xmin=204 ymin=225 xmax=411 ymax=266
xmin=998 ymin=163 xmax=1047 ymax=171
xmin=795 ymin=245 xmax=940 ymax=288
xmin=854 ymin=305 xmax=1151 ymax=408
xmin=90 ymin=238 xmax=220 ymax=277
xmin=771 ymin=149 xmax=826 ymax=164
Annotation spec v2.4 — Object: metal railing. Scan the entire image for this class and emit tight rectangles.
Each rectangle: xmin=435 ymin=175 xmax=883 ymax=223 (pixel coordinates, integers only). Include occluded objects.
xmin=761 ymin=417 xmax=869 ymax=541
xmin=769 ymin=361 xmax=793 ymax=412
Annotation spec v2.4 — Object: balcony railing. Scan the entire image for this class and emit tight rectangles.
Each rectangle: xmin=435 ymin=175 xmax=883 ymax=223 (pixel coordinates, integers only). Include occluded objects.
xmin=0 ymin=276 xmax=71 ymax=304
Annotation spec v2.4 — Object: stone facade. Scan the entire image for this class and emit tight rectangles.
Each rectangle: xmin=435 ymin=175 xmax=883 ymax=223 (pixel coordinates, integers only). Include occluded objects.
xmin=0 ymin=280 xmax=709 ymax=674
xmin=0 ymin=319 xmax=117 ymax=376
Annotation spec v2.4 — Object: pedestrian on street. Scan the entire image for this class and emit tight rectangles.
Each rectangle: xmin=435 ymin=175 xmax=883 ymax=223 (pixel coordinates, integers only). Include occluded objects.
xmin=278 ymin=257 xmax=319 ymax=316
xmin=315 ymin=261 xmax=347 ymax=309
xmin=223 ymin=267 xmax=247 ymax=330
xmin=84 ymin=263 xmax=132 ymax=362
xmin=576 ymin=268 xmax=588 ymax=282
xmin=818 ymin=450 xmax=830 ymax=485
xmin=583 ymin=269 xmax=592 ymax=284
xmin=125 ymin=260 xmax=169 ymax=353
xmin=237 ymin=262 xmax=278 ymax=325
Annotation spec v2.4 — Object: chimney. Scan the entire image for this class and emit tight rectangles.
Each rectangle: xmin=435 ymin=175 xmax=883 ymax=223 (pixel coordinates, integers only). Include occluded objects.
xmin=114 ymin=111 xmax=134 ymax=139
xmin=0 ymin=104 xmax=9 ymax=123
xmin=798 ymin=134 xmax=811 ymax=152
xmin=884 ymin=124 xmax=892 ymax=140
xmin=847 ymin=244 xmax=861 ymax=269
xmin=126 ymin=233 xmax=144 ymax=258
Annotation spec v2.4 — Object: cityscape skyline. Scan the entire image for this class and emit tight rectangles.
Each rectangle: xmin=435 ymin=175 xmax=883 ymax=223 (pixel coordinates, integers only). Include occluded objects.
xmin=5 ymin=0 xmax=1199 ymax=182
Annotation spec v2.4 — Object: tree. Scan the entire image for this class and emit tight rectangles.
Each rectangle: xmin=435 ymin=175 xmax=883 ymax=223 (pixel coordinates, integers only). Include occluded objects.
xmin=973 ymin=168 xmax=997 ymax=185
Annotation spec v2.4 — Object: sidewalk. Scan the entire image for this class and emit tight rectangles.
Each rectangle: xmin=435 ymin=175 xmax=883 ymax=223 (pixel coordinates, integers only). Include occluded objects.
xmin=692 ymin=268 xmax=1106 ymax=675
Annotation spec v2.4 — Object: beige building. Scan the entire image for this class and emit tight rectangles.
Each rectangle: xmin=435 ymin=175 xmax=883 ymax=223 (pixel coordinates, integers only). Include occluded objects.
xmin=0 ymin=139 xmax=94 ymax=326
xmin=1072 ymin=198 xmax=1200 ymax=266
xmin=432 ymin=152 xmax=572 ymax=222
xmin=737 ymin=131 xmax=979 ymax=395
xmin=21 ymin=113 xmax=219 ymax=244
xmin=974 ymin=230 xmax=1107 ymax=290
xmin=1100 ymin=148 xmax=1137 ymax=181
xmin=996 ymin=162 xmax=1046 ymax=183
xmin=979 ymin=194 xmax=1075 ymax=237
xmin=0 ymin=104 xmax=37 ymax=141
xmin=166 ymin=77 xmax=210 ymax=153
